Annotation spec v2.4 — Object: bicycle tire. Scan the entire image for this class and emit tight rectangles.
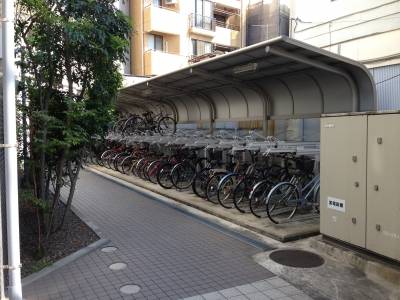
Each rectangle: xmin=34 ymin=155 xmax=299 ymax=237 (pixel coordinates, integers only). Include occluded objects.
xmin=217 ymin=173 xmax=239 ymax=209
xmin=206 ymin=172 xmax=227 ymax=204
xmin=134 ymin=158 xmax=147 ymax=177
xmin=233 ymin=178 xmax=252 ymax=213
xmin=249 ymin=180 xmax=272 ymax=218
xmin=146 ymin=160 xmax=161 ymax=184
xmin=121 ymin=156 xmax=133 ymax=174
xmin=157 ymin=163 xmax=174 ymax=189
xmin=266 ymin=182 xmax=299 ymax=224
xmin=171 ymin=162 xmax=195 ymax=190
xmin=192 ymin=168 xmax=211 ymax=198
xmin=157 ymin=116 xmax=176 ymax=135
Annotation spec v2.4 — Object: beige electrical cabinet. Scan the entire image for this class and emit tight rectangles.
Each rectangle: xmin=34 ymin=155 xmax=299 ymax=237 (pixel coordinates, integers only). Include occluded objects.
xmin=320 ymin=112 xmax=400 ymax=261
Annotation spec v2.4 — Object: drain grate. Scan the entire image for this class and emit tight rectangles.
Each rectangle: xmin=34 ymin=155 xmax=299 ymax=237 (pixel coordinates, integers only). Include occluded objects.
xmin=269 ymin=249 xmax=324 ymax=268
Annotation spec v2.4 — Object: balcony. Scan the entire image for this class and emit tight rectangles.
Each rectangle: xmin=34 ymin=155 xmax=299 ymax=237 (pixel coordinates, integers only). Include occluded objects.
xmin=144 ymin=50 xmax=188 ymax=76
xmin=213 ymin=0 xmax=241 ymax=10
xmin=212 ymin=24 xmax=240 ymax=48
xmin=189 ymin=14 xmax=216 ymax=38
xmin=144 ymin=4 xmax=183 ymax=36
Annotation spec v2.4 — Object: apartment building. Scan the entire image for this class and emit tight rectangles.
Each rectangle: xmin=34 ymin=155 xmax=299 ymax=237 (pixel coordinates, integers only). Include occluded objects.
xmin=129 ymin=0 xmax=243 ymax=76
xmin=290 ymin=0 xmax=400 ymax=110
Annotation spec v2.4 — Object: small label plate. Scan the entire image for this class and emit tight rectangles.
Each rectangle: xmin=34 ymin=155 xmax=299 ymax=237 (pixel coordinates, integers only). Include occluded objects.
xmin=327 ymin=196 xmax=345 ymax=212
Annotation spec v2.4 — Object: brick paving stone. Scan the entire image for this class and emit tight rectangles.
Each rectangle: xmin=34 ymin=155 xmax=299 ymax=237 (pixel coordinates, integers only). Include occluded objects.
xmin=262 ymin=288 xmax=287 ymax=299
xmin=246 ymin=292 xmax=271 ymax=300
xmin=278 ymin=286 xmax=302 ymax=296
xmin=23 ymin=170 xmax=273 ymax=299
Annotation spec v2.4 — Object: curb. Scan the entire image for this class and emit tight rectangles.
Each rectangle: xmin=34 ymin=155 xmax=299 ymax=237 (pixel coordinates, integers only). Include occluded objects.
xmin=85 ymin=166 xmax=319 ymax=243
xmin=22 ymin=238 xmax=110 ymax=287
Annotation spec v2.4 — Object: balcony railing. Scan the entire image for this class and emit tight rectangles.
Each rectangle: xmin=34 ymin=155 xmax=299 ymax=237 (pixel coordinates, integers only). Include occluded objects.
xmin=215 ymin=20 xmax=240 ymax=31
xmin=189 ymin=13 xmax=216 ymax=31
xmin=144 ymin=0 xmax=177 ymax=12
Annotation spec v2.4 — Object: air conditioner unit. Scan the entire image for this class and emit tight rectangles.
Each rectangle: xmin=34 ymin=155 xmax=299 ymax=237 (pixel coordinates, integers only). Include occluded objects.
xmin=165 ymin=0 xmax=177 ymax=5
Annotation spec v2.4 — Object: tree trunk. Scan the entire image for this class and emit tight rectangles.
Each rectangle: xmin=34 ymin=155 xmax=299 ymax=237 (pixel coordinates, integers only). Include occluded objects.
xmin=46 ymin=153 xmax=65 ymax=238
xmin=55 ymin=159 xmax=81 ymax=232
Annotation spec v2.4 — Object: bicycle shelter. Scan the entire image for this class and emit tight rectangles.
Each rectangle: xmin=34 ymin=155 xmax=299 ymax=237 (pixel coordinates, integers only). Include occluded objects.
xmin=118 ymin=36 xmax=376 ymax=140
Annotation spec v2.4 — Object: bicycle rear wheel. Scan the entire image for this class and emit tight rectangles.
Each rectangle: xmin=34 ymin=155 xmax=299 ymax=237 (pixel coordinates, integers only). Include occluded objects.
xmin=206 ymin=172 xmax=227 ymax=204
xmin=121 ymin=156 xmax=133 ymax=174
xmin=266 ymin=182 xmax=299 ymax=224
xmin=147 ymin=160 xmax=162 ymax=184
xmin=249 ymin=180 xmax=272 ymax=218
xmin=192 ymin=168 xmax=211 ymax=198
xmin=233 ymin=178 xmax=252 ymax=213
xmin=157 ymin=163 xmax=174 ymax=189
xmin=217 ymin=173 xmax=239 ymax=209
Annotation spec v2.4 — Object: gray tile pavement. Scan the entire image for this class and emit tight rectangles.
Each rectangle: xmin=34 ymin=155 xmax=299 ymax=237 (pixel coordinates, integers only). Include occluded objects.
xmin=23 ymin=170 xmax=277 ymax=299
xmin=181 ymin=277 xmax=313 ymax=300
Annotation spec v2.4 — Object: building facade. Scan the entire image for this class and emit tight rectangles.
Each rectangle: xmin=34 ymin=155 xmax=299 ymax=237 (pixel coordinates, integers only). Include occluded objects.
xmin=130 ymin=0 xmax=243 ymax=76
xmin=290 ymin=0 xmax=400 ymax=110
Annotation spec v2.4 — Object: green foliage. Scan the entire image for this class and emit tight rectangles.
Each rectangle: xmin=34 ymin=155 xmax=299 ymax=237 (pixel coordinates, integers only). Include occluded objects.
xmin=20 ymin=189 xmax=49 ymax=212
xmin=15 ymin=0 xmax=131 ymax=238
xmin=16 ymin=0 xmax=131 ymax=168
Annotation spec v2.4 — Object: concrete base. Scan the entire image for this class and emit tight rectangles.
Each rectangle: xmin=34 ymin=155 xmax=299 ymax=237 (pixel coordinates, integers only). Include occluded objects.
xmin=254 ymin=236 xmax=400 ymax=300
xmin=87 ymin=165 xmax=320 ymax=242
xmin=309 ymin=235 xmax=400 ymax=288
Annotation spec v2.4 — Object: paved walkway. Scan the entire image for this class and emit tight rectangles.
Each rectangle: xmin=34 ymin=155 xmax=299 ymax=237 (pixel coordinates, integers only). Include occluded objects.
xmin=23 ymin=170 xmax=312 ymax=300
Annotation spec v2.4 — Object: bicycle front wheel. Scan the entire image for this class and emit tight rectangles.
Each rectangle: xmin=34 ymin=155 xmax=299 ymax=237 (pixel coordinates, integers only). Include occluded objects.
xmin=266 ymin=182 xmax=299 ymax=224
xmin=158 ymin=117 xmax=176 ymax=135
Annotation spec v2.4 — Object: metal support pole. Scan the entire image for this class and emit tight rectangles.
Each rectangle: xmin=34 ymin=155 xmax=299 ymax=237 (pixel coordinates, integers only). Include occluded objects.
xmin=2 ymin=0 xmax=23 ymax=298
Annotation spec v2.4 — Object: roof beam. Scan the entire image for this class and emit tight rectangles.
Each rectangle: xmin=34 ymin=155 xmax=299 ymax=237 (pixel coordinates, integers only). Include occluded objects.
xmin=190 ymin=68 xmax=243 ymax=85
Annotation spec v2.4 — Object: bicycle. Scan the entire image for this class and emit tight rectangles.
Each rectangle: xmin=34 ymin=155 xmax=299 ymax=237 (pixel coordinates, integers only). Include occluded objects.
xmin=123 ymin=111 xmax=176 ymax=135
xmin=265 ymin=158 xmax=320 ymax=224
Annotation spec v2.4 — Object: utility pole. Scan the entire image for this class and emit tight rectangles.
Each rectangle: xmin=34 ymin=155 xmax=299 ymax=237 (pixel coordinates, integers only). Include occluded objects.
xmin=2 ymin=0 xmax=23 ymax=298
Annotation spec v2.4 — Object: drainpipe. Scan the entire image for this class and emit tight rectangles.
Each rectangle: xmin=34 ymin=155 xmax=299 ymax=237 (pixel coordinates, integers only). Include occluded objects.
xmin=2 ymin=0 xmax=23 ymax=299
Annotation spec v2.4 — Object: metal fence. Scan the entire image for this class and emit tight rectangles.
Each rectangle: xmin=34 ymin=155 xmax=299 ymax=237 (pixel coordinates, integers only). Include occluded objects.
xmin=370 ymin=63 xmax=400 ymax=111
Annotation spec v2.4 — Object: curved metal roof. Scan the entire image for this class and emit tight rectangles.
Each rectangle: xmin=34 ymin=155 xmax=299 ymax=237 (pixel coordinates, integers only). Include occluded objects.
xmin=118 ymin=36 xmax=376 ymax=128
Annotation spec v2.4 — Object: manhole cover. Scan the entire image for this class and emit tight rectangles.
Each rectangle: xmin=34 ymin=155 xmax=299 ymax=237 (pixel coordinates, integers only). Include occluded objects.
xmin=120 ymin=284 xmax=141 ymax=295
xmin=101 ymin=246 xmax=117 ymax=253
xmin=269 ymin=249 xmax=324 ymax=268
xmin=109 ymin=262 xmax=127 ymax=271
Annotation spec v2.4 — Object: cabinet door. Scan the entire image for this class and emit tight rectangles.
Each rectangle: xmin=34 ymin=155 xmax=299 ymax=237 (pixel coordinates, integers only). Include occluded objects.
xmin=367 ymin=114 xmax=400 ymax=261
xmin=320 ymin=116 xmax=367 ymax=247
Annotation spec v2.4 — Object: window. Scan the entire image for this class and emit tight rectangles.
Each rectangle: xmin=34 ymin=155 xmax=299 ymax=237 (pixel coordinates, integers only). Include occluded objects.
xmin=192 ymin=0 xmax=214 ymax=30
xmin=194 ymin=0 xmax=213 ymax=17
xmin=192 ymin=39 xmax=213 ymax=56
xmin=147 ymin=34 xmax=164 ymax=51
xmin=153 ymin=0 xmax=162 ymax=6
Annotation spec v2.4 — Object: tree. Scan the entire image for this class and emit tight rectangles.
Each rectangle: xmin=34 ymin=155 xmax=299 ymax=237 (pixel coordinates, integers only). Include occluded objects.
xmin=15 ymin=0 xmax=131 ymax=254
